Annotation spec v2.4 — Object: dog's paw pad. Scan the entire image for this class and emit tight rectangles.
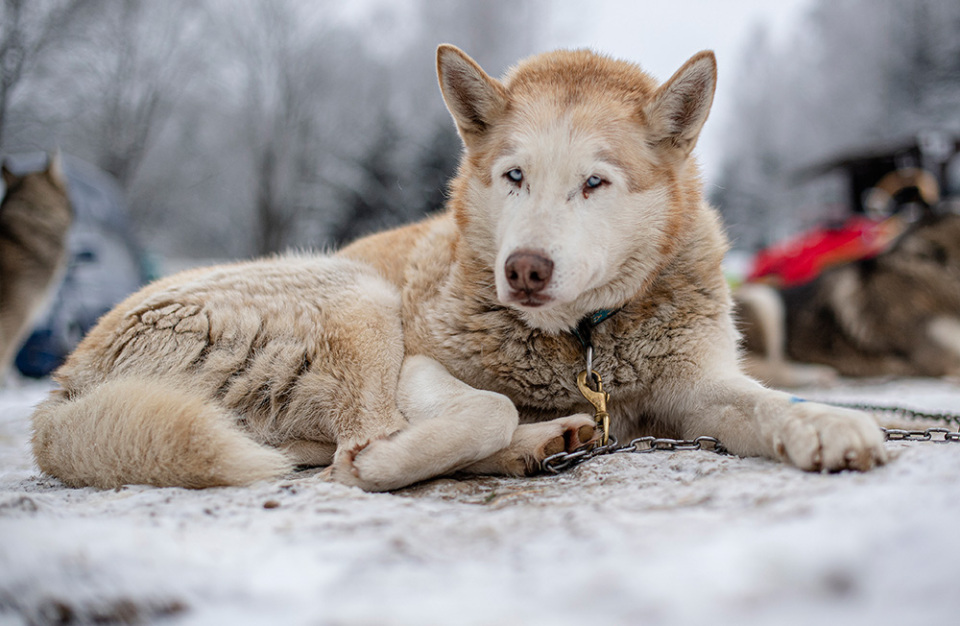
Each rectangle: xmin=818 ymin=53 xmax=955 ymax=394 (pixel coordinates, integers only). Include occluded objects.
xmin=543 ymin=436 xmax=566 ymax=457
xmin=580 ymin=424 xmax=595 ymax=441
xmin=558 ymin=415 xmax=598 ymax=450
xmin=538 ymin=418 xmax=596 ymax=458
xmin=843 ymin=446 xmax=884 ymax=471
xmin=774 ymin=438 xmax=787 ymax=460
xmin=569 ymin=424 xmax=596 ymax=449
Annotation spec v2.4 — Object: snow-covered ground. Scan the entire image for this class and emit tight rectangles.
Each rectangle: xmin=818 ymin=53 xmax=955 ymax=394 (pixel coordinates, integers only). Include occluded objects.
xmin=2 ymin=377 xmax=959 ymax=626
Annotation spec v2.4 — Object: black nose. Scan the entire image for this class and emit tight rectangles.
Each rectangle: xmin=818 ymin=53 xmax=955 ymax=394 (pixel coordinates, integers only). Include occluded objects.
xmin=505 ymin=251 xmax=554 ymax=294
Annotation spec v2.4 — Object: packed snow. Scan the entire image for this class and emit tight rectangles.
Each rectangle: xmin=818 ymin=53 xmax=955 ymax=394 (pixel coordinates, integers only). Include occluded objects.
xmin=2 ymin=377 xmax=959 ymax=625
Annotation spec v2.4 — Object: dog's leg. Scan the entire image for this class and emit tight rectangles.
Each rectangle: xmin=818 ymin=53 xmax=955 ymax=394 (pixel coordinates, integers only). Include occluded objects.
xmin=736 ymin=283 xmax=837 ymax=388
xmin=279 ymin=440 xmax=337 ymax=466
xmin=327 ymin=355 xmax=522 ymax=491
xmin=668 ymin=372 xmax=887 ymax=471
xmin=924 ymin=316 xmax=960 ymax=376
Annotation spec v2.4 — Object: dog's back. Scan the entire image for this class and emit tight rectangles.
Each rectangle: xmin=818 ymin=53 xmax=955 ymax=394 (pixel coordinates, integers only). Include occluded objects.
xmin=0 ymin=155 xmax=72 ymax=377
xmin=31 ymin=254 xmax=410 ymax=489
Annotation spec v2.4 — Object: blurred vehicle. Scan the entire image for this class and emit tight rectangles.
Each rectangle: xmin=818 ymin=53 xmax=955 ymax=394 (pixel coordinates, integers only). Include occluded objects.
xmin=736 ymin=132 xmax=960 ymax=386
xmin=748 ymin=132 xmax=959 ymax=288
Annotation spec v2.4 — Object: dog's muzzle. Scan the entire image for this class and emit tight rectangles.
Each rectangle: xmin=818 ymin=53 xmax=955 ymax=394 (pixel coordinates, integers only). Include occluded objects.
xmin=504 ymin=250 xmax=553 ymax=306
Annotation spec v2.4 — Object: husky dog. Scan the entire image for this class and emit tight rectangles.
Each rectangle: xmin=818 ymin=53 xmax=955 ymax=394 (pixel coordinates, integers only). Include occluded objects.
xmin=0 ymin=154 xmax=72 ymax=379
xmin=344 ymin=46 xmax=884 ymax=476
xmin=739 ymin=212 xmax=960 ymax=384
xmin=32 ymin=46 xmax=886 ymax=492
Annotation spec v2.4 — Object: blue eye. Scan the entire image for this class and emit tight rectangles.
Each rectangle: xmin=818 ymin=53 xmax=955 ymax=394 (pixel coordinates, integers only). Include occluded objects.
xmin=506 ymin=168 xmax=523 ymax=184
xmin=586 ymin=175 xmax=604 ymax=189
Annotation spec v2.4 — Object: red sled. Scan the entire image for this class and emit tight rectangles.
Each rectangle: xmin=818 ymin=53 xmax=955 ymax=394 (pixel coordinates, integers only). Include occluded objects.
xmin=747 ymin=215 xmax=905 ymax=288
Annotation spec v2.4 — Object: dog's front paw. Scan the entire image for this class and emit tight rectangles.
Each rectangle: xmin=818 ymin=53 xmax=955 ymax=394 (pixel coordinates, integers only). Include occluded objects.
xmin=464 ymin=414 xmax=596 ymax=476
xmin=518 ymin=414 xmax=598 ymax=475
xmin=774 ymin=402 xmax=887 ymax=472
xmin=540 ymin=415 xmax=597 ymax=458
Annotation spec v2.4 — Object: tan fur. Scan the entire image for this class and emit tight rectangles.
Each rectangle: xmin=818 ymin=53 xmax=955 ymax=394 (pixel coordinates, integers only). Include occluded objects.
xmin=32 ymin=254 xmax=584 ymax=491
xmin=0 ymin=153 xmax=72 ymax=379
xmin=33 ymin=377 xmax=293 ymax=488
xmin=342 ymin=45 xmax=886 ymax=473
xmin=33 ymin=46 xmax=886 ymax=492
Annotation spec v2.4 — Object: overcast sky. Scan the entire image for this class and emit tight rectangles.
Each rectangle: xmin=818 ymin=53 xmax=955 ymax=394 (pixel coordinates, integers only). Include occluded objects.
xmin=544 ymin=0 xmax=814 ymax=185
xmin=341 ymin=0 xmax=814 ymax=185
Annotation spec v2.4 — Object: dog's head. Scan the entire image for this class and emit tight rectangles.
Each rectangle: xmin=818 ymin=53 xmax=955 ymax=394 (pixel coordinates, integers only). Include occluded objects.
xmin=885 ymin=212 xmax=960 ymax=311
xmin=1 ymin=151 xmax=71 ymax=216
xmin=437 ymin=45 xmax=716 ymax=332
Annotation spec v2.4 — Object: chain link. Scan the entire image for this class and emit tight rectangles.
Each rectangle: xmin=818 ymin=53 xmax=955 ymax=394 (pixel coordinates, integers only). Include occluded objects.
xmin=882 ymin=427 xmax=960 ymax=442
xmin=540 ymin=401 xmax=960 ymax=475
xmin=541 ymin=435 xmax=728 ymax=474
xmin=833 ymin=400 xmax=960 ymax=443
xmin=828 ymin=401 xmax=960 ymax=429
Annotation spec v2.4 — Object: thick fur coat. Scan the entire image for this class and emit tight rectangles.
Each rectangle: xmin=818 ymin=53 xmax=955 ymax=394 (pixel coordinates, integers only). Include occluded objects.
xmin=32 ymin=46 xmax=886 ymax=492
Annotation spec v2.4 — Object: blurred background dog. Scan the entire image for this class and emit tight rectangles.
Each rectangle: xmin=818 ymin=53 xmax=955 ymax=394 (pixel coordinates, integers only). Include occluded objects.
xmin=0 ymin=154 xmax=72 ymax=380
xmin=737 ymin=165 xmax=960 ymax=387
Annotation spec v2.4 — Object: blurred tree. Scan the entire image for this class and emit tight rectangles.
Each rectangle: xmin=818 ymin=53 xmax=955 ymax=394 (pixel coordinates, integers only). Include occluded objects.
xmin=0 ymin=0 xmax=84 ymax=148
xmin=1 ymin=0 xmax=545 ymax=261
xmin=714 ymin=0 xmax=960 ymax=251
xmin=226 ymin=0 xmax=317 ymax=254
xmin=325 ymin=118 xmax=404 ymax=245
xmin=322 ymin=0 xmax=542 ymax=248
xmin=85 ymin=0 xmax=207 ymax=189
xmin=208 ymin=0 xmax=404 ymax=255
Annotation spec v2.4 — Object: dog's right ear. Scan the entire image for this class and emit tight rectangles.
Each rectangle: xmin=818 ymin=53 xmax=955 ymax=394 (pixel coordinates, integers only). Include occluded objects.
xmin=644 ymin=50 xmax=717 ymax=158
xmin=437 ymin=44 xmax=507 ymax=148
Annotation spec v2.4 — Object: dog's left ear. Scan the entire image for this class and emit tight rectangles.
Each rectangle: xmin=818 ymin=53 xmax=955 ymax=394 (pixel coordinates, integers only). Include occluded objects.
xmin=644 ymin=51 xmax=716 ymax=157
xmin=437 ymin=44 xmax=508 ymax=149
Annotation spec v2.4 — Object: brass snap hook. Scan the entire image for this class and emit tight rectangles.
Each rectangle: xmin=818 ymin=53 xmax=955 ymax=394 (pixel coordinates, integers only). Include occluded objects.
xmin=577 ymin=369 xmax=610 ymax=445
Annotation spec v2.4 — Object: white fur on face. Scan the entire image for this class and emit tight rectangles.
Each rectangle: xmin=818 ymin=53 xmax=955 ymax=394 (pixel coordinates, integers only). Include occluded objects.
xmin=484 ymin=116 xmax=671 ymax=333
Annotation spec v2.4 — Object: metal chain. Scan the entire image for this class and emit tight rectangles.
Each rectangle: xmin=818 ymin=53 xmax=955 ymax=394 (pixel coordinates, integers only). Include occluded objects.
xmin=882 ymin=427 xmax=960 ymax=442
xmin=540 ymin=401 xmax=960 ymax=475
xmin=825 ymin=400 xmax=960 ymax=428
xmin=558 ymin=312 xmax=960 ymax=474
xmin=542 ymin=435 xmax=727 ymax=474
xmin=831 ymin=400 xmax=960 ymax=444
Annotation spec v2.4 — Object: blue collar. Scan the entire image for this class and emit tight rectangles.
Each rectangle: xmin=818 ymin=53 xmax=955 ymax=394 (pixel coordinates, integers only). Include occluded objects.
xmin=571 ymin=308 xmax=620 ymax=351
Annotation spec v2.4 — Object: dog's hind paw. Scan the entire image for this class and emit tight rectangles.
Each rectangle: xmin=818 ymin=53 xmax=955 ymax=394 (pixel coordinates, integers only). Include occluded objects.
xmin=344 ymin=440 xmax=373 ymax=478
xmin=322 ymin=439 xmax=377 ymax=488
